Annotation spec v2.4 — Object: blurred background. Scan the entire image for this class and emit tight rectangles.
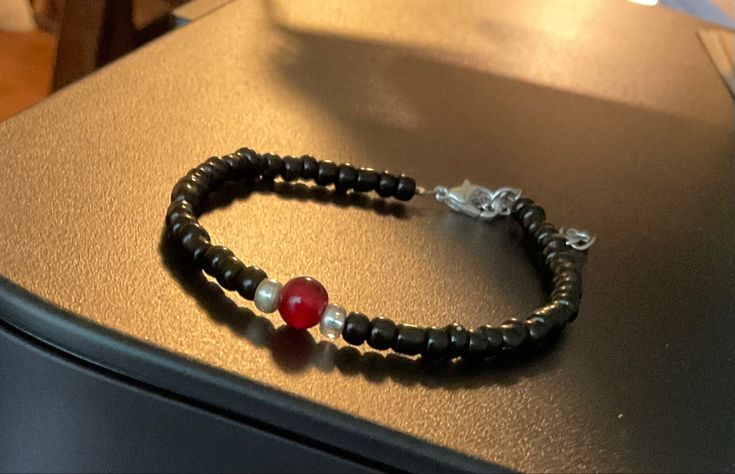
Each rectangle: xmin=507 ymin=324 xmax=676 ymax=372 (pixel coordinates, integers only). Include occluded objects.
xmin=0 ymin=0 xmax=733 ymax=122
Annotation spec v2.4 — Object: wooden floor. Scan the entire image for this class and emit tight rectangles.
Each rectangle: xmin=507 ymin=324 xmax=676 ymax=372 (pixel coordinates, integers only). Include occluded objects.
xmin=0 ymin=31 xmax=55 ymax=122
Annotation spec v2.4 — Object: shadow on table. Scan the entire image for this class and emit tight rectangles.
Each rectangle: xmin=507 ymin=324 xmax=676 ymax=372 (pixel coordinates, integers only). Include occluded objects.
xmin=158 ymin=180 xmax=564 ymax=389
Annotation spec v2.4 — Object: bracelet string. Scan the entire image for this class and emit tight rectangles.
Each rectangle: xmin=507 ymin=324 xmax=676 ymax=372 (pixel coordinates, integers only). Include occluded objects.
xmin=166 ymin=148 xmax=593 ymax=360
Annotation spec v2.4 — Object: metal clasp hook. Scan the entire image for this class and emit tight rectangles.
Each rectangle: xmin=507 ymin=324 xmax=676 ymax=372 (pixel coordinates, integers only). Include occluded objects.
xmin=428 ymin=180 xmax=522 ymax=222
xmin=560 ymin=227 xmax=596 ymax=251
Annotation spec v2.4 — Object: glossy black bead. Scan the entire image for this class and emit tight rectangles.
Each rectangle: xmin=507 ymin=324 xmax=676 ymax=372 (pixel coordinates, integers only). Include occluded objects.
xmin=543 ymin=237 xmax=569 ymax=259
xmin=512 ymin=197 xmax=534 ymax=215
xmin=394 ymin=176 xmax=416 ymax=201
xmin=464 ymin=330 xmax=490 ymax=358
xmin=301 ymin=155 xmax=319 ymax=180
xmin=181 ymin=231 xmax=211 ymax=263
xmin=335 ymin=164 xmax=358 ymax=193
xmin=444 ymin=323 xmax=470 ymax=357
xmin=554 ymin=299 xmax=579 ymax=319
xmin=235 ymin=266 xmax=267 ymax=300
xmin=263 ymin=153 xmax=284 ymax=180
xmin=354 ymin=168 xmax=379 ymax=192
xmin=343 ymin=312 xmax=370 ymax=345
xmin=376 ymin=172 xmax=398 ymax=198
xmin=166 ymin=206 xmax=196 ymax=233
xmin=550 ymin=257 xmax=578 ymax=274
xmin=316 ymin=160 xmax=338 ymax=186
xmin=522 ymin=205 xmax=546 ymax=230
xmin=534 ymin=222 xmax=557 ymax=243
xmin=282 ymin=155 xmax=303 ymax=181
xmin=525 ymin=315 xmax=553 ymax=342
xmin=174 ymin=219 xmax=207 ymax=243
xmin=479 ymin=325 xmax=504 ymax=355
xmin=183 ymin=170 xmax=210 ymax=192
xmin=186 ymin=168 xmax=212 ymax=188
xmin=368 ymin=317 xmax=397 ymax=350
xmin=197 ymin=158 xmax=227 ymax=187
xmin=170 ymin=180 xmax=202 ymax=204
xmin=553 ymin=282 xmax=581 ymax=298
xmin=169 ymin=215 xmax=198 ymax=239
xmin=422 ymin=327 xmax=450 ymax=358
xmin=236 ymin=148 xmax=265 ymax=175
xmin=541 ymin=232 xmax=566 ymax=248
xmin=205 ymin=156 xmax=229 ymax=179
xmin=201 ymin=245 xmax=234 ymax=277
xmin=534 ymin=301 xmax=575 ymax=328
xmin=500 ymin=318 xmax=529 ymax=349
xmin=221 ymin=153 xmax=242 ymax=175
xmin=553 ymin=270 xmax=581 ymax=287
xmin=215 ymin=255 xmax=245 ymax=291
xmin=393 ymin=324 xmax=427 ymax=355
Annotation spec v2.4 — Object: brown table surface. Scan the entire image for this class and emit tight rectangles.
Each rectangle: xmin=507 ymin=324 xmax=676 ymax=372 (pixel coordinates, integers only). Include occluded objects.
xmin=1 ymin=0 xmax=733 ymax=471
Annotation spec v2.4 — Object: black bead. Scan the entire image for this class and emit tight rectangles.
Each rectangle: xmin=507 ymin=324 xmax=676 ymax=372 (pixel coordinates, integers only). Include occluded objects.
xmin=376 ymin=172 xmax=398 ymax=198
xmin=236 ymin=266 xmax=267 ymax=300
xmin=525 ymin=316 xmax=553 ymax=342
xmin=394 ymin=176 xmax=416 ymax=201
xmin=521 ymin=205 xmax=546 ymax=230
xmin=512 ymin=197 xmax=534 ymax=215
xmin=422 ymin=327 xmax=450 ymax=358
xmin=167 ymin=211 xmax=196 ymax=237
xmin=550 ymin=257 xmax=578 ymax=274
xmin=215 ymin=255 xmax=245 ymax=291
xmin=354 ymin=168 xmax=379 ymax=192
xmin=174 ymin=220 xmax=207 ymax=243
xmin=170 ymin=180 xmax=202 ymax=204
xmin=183 ymin=170 xmax=210 ymax=192
xmin=197 ymin=157 xmax=227 ymax=187
xmin=368 ymin=317 xmax=397 ymax=350
xmin=554 ymin=299 xmax=579 ymax=319
xmin=170 ymin=216 xmax=199 ymax=240
xmin=181 ymin=231 xmax=211 ymax=264
xmin=533 ymin=302 xmax=575 ymax=328
xmin=205 ymin=156 xmax=229 ymax=179
xmin=464 ymin=330 xmax=489 ymax=358
xmin=316 ymin=160 xmax=338 ymax=186
xmin=167 ymin=196 xmax=195 ymax=215
xmin=263 ymin=153 xmax=284 ymax=180
xmin=236 ymin=148 xmax=265 ymax=175
xmin=553 ymin=282 xmax=581 ymax=298
xmin=444 ymin=323 xmax=470 ymax=357
xmin=166 ymin=199 xmax=196 ymax=222
xmin=500 ymin=318 xmax=529 ymax=349
xmin=335 ymin=164 xmax=358 ymax=193
xmin=201 ymin=245 xmax=234 ymax=277
xmin=543 ymin=237 xmax=569 ymax=257
xmin=282 ymin=155 xmax=303 ymax=181
xmin=393 ymin=324 xmax=427 ymax=355
xmin=479 ymin=325 xmax=504 ymax=355
xmin=534 ymin=222 xmax=557 ymax=243
xmin=222 ymin=154 xmax=242 ymax=175
xmin=343 ymin=312 xmax=370 ymax=345
xmin=301 ymin=155 xmax=319 ymax=181
xmin=541 ymin=232 xmax=566 ymax=248
xmin=553 ymin=270 xmax=581 ymax=287
xmin=186 ymin=168 xmax=212 ymax=188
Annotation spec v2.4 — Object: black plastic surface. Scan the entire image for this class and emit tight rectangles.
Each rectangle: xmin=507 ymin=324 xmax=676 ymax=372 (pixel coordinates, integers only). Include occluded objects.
xmin=0 ymin=278 xmax=497 ymax=473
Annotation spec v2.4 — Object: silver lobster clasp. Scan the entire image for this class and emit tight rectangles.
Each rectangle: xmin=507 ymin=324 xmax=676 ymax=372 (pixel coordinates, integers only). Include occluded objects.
xmin=432 ymin=180 xmax=522 ymax=222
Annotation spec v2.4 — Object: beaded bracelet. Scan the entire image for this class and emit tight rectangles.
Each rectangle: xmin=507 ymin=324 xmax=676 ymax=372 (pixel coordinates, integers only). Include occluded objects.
xmin=166 ymin=148 xmax=595 ymax=360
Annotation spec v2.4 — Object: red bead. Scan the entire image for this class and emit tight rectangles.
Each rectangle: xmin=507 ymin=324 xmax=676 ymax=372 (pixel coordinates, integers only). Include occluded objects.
xmin=278 ymin=276 xmax=329 ymax=329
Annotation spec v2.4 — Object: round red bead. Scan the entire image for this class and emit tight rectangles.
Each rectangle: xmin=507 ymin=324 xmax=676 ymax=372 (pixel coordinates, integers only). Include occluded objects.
xmin=278 ymin=276 xmax=329 ymax=329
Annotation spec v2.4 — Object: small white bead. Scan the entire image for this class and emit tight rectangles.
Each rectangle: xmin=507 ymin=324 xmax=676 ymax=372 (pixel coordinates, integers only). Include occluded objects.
xmin=319 ymin=304 xmax=347 ymax=339
xmin=254 ymin=279 xmax=282 ymax=313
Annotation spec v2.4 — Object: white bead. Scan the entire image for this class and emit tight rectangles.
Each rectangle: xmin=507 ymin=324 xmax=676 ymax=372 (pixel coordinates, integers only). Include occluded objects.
xmin=254 ymin=279 xmax=282 ymax=313
xmin=319 ymin=304 xmax=347 ymax=339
